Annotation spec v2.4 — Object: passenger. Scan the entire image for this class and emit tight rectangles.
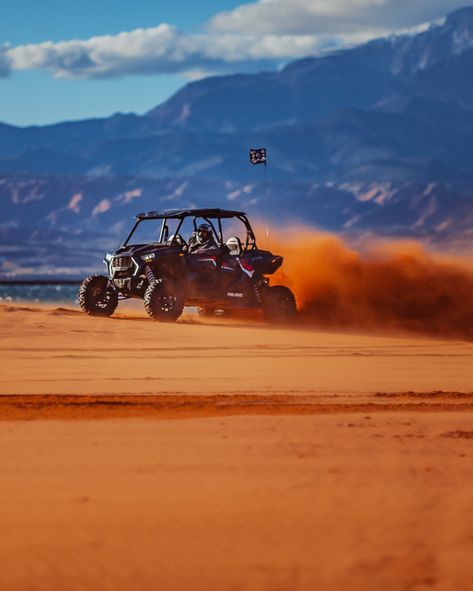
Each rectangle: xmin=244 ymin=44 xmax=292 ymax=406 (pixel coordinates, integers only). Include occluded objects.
xmin=187 ymin=223 xmax=219 ymax=254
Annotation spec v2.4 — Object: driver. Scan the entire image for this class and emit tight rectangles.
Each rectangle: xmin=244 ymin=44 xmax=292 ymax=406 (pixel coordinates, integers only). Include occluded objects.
xmin=187 ymin=223 xmax=219 ymax=254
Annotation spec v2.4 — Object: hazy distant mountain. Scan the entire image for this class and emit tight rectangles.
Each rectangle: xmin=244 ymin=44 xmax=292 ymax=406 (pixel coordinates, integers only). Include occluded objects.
xmin=3 ymin=7 xmax=473 ymax=182
xmin=147 ymin=7 xmax=473 ymax=131
xmin=2 ymin=172 xmax=473 ymax=277
xmin=2 ymin=6 xmax=473 ymax=275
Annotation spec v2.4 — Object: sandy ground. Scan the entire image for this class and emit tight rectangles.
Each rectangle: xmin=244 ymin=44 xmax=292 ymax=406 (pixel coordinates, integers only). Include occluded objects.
xmin=2 ymin=302 xmax=473 ymax=397
xmin=1 ymin=303 xmax=473 ymax=590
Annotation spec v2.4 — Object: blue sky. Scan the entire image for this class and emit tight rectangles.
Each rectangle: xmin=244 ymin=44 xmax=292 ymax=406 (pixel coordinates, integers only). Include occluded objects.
xmin=0 ymin=0 xmax=246 ymax=126
xmin=0 ymin=0 xmax=465 ymax=126
xmin=0 ymin=0 xmax=245 ymax=44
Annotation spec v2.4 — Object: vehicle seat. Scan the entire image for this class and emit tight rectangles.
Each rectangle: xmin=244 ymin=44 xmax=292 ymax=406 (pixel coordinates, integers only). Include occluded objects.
xmin=168 ymin=234 xmax=185 ymax=247
xmin=226 ymin=236 xmax=242 ymax=256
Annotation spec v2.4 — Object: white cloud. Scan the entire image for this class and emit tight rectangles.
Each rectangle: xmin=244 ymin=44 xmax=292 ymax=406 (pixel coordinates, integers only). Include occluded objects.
xmin=5 ymin=25 xmax=340 ymax=80
xmin=210 ymin=0 xmax=387 ymax=35
xmin=0 ymin=0 xmax=467 ymax=80
xmin=209 ymin=0 xmax=465 ymax=35
xmin=8 ymin=25 xmax=200 ymax=78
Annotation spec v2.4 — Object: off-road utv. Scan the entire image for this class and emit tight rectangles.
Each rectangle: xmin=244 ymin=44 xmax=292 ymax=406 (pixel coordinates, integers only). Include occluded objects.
xmin=78 ymin=208 xmax=296 ymax=322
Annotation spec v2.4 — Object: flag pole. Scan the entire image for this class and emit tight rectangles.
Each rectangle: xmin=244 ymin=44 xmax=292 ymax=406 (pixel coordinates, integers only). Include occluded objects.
xmin=264 ymin=160 xmax=269 ymax=245
xmin=249 ymin=147 xmax=269 ymax=246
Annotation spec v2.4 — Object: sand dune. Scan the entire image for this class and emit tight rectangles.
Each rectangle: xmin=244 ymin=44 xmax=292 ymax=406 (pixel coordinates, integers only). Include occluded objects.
xmin=1 ymin=303 xmax=473 ymax=590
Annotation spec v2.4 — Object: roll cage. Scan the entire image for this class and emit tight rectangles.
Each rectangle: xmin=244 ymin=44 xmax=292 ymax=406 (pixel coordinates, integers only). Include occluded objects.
xmin=123 ymin=208 xmax=258 ymax=251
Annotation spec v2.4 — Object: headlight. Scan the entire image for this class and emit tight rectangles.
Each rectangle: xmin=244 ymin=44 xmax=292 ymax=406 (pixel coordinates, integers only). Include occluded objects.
xmin=141 ymin=252 xmax=155 ymax=263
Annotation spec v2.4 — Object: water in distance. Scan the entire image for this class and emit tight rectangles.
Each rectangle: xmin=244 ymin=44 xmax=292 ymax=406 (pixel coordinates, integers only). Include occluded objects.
xmin=0 ymin=284 xmax=79 ymax=303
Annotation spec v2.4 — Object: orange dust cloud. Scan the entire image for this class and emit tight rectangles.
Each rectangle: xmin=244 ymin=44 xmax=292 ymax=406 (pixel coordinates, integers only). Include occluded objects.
xmin=264 ymin=227 xmax=473 ymax=339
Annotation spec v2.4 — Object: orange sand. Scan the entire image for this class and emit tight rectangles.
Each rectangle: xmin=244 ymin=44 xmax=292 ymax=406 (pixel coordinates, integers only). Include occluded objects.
xmin=1 ymin=303 xmax=473 ymax=396
xmin=1 ymin=303 xmax=473 ymax=590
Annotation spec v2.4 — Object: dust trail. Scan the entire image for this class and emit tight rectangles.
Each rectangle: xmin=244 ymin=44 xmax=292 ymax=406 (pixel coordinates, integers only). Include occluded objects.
xmin=265 ymin=229 xmax=473 ymax=339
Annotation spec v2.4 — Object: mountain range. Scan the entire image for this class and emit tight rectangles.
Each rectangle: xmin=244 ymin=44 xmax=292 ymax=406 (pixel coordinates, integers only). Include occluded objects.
xmin=2 ymin=6 xmax=473 ymax=276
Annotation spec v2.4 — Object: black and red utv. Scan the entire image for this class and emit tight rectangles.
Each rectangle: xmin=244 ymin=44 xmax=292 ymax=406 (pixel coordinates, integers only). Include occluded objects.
xmin=79 ymin=208 xmax=296 ymax=322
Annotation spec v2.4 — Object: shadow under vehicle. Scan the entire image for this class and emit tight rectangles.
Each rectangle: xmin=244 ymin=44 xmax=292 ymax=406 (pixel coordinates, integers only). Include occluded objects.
xmin=79 ymin=208 xmax=296 ymax=322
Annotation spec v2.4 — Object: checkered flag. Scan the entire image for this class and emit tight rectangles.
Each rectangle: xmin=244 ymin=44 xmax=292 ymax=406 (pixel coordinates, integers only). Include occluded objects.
xmin=249 ymin=147 xmax=267 ymax=165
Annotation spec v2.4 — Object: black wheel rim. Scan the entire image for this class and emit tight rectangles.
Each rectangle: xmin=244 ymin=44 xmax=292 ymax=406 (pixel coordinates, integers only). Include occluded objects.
xmin=91 ymin=285 xmax=113 ymax=310
xmin=158 ymin=290 xmax=177 ymax=313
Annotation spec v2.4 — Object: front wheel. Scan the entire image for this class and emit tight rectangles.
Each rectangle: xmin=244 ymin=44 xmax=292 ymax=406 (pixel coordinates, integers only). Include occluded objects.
xmin=144 ymin=280 xmax=184 ymax=322
xmin=78 ymin=274 xmax=118 ymax=317
xmin=262 ymin=286 xmax=297 ymax=323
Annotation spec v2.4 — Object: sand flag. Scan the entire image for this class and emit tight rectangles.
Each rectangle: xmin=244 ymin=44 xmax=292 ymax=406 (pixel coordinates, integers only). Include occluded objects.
xmin=249 ymin=148 xmax=267 ymax=165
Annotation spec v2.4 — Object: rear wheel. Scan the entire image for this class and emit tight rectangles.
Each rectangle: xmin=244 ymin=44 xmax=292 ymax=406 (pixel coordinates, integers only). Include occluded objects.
xmin=144 ymin=280 xmax=184 ymax=322
xmin=78 ymin=274 xmax=118 ymax=317
xmin=262 ymin=286 xmax=297 ymax=323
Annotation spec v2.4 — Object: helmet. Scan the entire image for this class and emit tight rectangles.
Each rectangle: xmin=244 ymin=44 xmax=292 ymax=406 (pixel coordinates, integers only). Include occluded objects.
xmin=197 ymin=223 xmax=212 ymax=242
